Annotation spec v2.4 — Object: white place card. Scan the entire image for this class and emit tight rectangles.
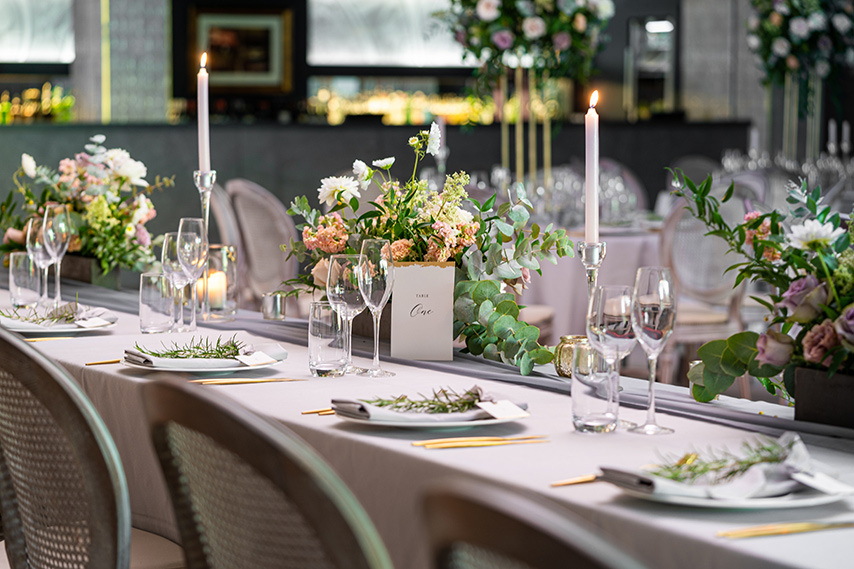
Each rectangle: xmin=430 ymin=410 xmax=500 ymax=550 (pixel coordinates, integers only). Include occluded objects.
xmin=235 ymin=351 xmax=277 ymax=367
xmin=390 ymin=262 xmax=455 ymax=361
xmin=476 ymin=400 xmax=530 ymax=420
xmin=75 ymin=317 xmax=111 ymax=328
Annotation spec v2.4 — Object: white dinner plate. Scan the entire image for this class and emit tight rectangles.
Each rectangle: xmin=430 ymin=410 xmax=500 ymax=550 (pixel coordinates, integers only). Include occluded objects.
xmin=615 ymin=487 xmax=849 ymax=510
xmin=2 ymin=321 xmax=118 ymax=335
xmin=121 ymin=358 xmax=285 ymax=374
xmin=334 ymin=415 xmax=525 ymax=429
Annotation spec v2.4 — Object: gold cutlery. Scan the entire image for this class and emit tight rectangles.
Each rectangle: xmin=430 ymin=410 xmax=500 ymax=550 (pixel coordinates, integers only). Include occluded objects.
xmin=412 ymin=435 xmax=546 ymax=447
xmin=85 ymin=358 xmax=122 ymax=366
xmin=718 ymin=521 xmax=854 ymax=539
xmin=192 ymin=377 xmax=304 ymax=386
xmin=25 ymin=337 xmax=74 ymax=342
xmin=551 ymin=474 xmax=600 ymax=487
xmin=302 ymin=407 xmax=335 ymax=415
xmin=422 ymin=439 xmax=550 ymax=450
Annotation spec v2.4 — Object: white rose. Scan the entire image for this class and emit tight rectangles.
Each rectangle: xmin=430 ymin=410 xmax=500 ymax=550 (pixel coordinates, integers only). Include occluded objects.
xmin=522 ymin=16 xmax=547 ymax=40
xmin=114 ymin=158 xmax=149 ymax=187
xmin=426 ymin=122 xmax=441 ymax=156
xmin=808 ymin=12 xmax=826 ymax=31
xmin=21 ymin=154 xmax=37 ymax=178
xmin=789 ymin=17 xmax=810 ymax=40
xmin=833 ymin=13 xmax=852 ymax=34
xmin=476 ymin=0 xmax=501 ymax=22
xmin=317 ymin=176 xmax=361 ymax=207
xmin=772 ymin=37 xmax=790 ymax=57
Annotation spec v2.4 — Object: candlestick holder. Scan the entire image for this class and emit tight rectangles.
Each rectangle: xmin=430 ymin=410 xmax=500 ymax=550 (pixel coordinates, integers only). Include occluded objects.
xmin=577 ymin=241 xmax=607 ymax=300
xmin=194 ymin=170 xmax=216 ymax=320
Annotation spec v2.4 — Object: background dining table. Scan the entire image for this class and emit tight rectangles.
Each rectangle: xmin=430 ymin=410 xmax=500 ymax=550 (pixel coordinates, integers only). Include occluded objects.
xmin=2 ymin=274 xmax=853 ymax=569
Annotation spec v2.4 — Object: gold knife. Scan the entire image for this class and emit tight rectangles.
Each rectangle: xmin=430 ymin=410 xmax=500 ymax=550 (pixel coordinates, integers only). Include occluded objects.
xmin=413 ymin=435 xmax=546 ymax=447
xmin=192 ymin=377 xmax=304 ymax=385
xmin=25 ymin=337 xmax=74 ymax=342
xmin=423 ymin=440 xmax=550 ymax=450
xmin=718 ymin=521 xmax=854 ymax=539
xmin=551 ymin=474 xmax=600 ymax=487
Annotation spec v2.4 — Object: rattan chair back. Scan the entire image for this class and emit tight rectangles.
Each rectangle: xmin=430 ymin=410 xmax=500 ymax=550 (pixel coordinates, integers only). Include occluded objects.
xmin=0 ymin=327 xmax=130 ymax=569
xmin=423 ymin=479 xmax=648 ymax=569
xmin=141 ymin=377 xmax=393 ymax=569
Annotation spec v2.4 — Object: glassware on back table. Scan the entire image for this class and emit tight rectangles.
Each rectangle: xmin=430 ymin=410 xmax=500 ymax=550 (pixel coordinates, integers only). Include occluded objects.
xmin=43 ymin=205 xmax=72 ymax=307
xmin=25 ymin=218 xmax=54 ymax=308
xmin=326 ymin=254 xmax=366 ymax=374
xmin=177 ymin=218 xmax=209 ymax=333
xmin=161 ymin=232 xmax=190 ymax=332
xmin=585 ymin=285 xmax=638 ymax=430
xmin=630 ymin=266 xmax=676 ymax=435
xmin=356 ymin=239 xmax=395 ymax=377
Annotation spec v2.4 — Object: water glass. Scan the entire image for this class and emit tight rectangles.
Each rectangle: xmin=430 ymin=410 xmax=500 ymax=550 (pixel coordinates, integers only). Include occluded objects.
xmin=8 ymin=252 xmax=40 ymax=308
xmin=308 ymin=301 xmax=346 ymax=377
xmin=571 ymin=340 xmax=618 ymax=433
xmin=139 ymin=272 xmax=174 ymax=334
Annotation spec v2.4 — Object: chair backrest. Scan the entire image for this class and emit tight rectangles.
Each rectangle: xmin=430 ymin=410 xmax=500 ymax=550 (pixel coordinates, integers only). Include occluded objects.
xmin=225 ymin=178 xmax=299 ymax=305
xmin=0 ymin=327 xmax=130 ymax=569
xmin=667 ymin=155 xmax=721 ymax=190
xmin=423 ymin=478 xmax=649 ymax=569
xmin=210 ymin=183 xmax=243 ymax=250
xmin=141 ymin=377 xmax=393 ymax=569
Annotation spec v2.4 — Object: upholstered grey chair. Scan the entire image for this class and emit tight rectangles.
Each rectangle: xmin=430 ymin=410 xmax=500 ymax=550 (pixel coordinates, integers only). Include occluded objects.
xmin=0 ymin=327 xmax=184 ymax=569
xmin=423 ymin=479 xmax=649 ymax=569
xmin=141 ymin=377 xmax=393 ymax=569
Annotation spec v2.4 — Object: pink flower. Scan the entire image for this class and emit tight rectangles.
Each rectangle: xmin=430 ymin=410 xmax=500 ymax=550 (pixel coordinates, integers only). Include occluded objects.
xmin=311 ymin=258 xmax=330 ymax=288
xmin=802 ymin=319 xmax=839 ymax=367
xmin=425 ymin=240 xmax=452 ymax=262
xmin=390 ymin=239 xmax=414 ymax=261
xmin=303 ymin=213 xmax=348 ymax=254
xmin=786 ymin=55 xmax=800 ymax=70
xmin=755 ymin=330 xmax=794 ymax=368
xmin=553 ymin=32 xmax=571 ymax=51
xmin=134 ymin=225 xmax=151 ymax=247
xmin=778 ymin=275 xmax=827 ymax=323
xmin=573 ymin=13 xmax=588 ymax=33
xmin=491 ymin=29 xmax=515 ymax=50
xmin=3 ymin=227 xmax=24 ymax=245
xmin=457 ymin=221 xmax=480 ymax=247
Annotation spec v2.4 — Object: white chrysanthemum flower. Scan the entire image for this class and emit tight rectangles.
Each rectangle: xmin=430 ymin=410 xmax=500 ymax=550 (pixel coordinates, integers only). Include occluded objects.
xmin=372 ymin=157 xmax=395 ymax=169
xmin=772 ymin=37 xmax=790 ymax=57
xmin=789 ymin=17 xmax=810 ymax=40
xmin=427 ymin=122 xmax=441 ymax=156
xmin=788 ymin=219 xmax=845 ymax=251
xmin=522 ymin=16 xmax=547 ymax=40
xmin=317 ymin=176 xmax=361 ymax=207
xmin=352 ymin=159 xmax=370 ymax=189
xmin=21 ymin=154 xmax=37 ymax=178
xmin=833 ymin=13 xmax=852 ymax=34
xmin=114 ymin=157 xmax=148 ymax=187
xmin=476 ymin=0 xmax=501 ymax=22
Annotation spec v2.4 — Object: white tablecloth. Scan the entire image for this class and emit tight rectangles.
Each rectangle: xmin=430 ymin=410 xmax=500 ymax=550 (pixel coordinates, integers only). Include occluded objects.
xmin=3 ymin=282 xmax=854 ymax=569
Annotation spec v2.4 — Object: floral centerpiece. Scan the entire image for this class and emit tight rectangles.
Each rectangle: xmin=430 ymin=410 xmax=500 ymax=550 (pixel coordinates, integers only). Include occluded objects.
xmin=283 ymin=124 xmax=574 ymax=374
xmin=746 ymin=0 xmax=854 ymax=88
xmin=675 ymin=174 xmax=853 ymax=402
xmin=438 ymin=0 xmax=614 ymax=91
xmin=1 ymin=135 xmax=174 ymax=273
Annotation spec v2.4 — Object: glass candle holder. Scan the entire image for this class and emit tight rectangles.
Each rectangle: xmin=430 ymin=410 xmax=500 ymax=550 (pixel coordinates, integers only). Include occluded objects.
xmin=197 ymin=244 xmax=238 ymax=321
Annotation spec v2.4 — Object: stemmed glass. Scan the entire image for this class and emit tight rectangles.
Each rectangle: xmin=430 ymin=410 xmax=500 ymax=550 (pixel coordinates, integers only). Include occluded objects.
xmin=161 ymin=232 xmax=191 ymax=331
xmin=630 ymin=266 xmax=677 ymax=435
xmin=25 ymin=218 xmax=54 ymax=308
xmin=356 ymin=239 xmax=395 ymax=377
xmin=43 ymin=205 xmax=73 ymax=307
xmin=177 ymin=218 xmax=208 ymax=332
xmin=586 ymin=285 xmax=637 ymax=430
xmin=327 ymin=254 xmax=367 ymax=374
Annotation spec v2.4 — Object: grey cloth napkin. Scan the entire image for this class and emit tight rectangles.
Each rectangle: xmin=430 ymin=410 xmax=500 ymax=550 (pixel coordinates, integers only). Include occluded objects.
xmin=331 ymin=396 xmax=528 ymax=423
xmin=123 ymin=342 xmax=288 ymax=369
xmin=599 ymin=433 xmax=819 ymax=500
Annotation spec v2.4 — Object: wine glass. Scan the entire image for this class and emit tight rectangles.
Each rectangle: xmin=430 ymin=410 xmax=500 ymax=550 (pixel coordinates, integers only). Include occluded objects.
xmin=161 ymin=232 xmax=191 ymax=331
xmin=177 ymin=218 xmax=208 ymax=332
xmin=43 ymin=205 xmax=73 ymax=307
xmin=25 ymin=217 xmax=54 ymax=308
xmin=630 ymin=266 xmax=677 ymax=435
xmin=586 ymin=285 xmax=637 ymax=430
xmin=356 ymin=239 xmax=395 ymax=377
xmin=327 ymin=254 xmax=367 ymax=374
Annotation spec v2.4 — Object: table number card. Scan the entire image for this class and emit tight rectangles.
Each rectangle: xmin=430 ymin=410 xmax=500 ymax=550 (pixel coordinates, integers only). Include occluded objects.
xmin=391 ymin=261 xmax=455 ymax=360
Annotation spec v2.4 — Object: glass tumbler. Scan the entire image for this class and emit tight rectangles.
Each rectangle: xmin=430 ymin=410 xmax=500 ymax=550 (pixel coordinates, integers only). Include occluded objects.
xmin=139 ymin=272 xmax=174 ymax=334
xmin=571 ymin=340 xmax=618 ymax=433
xmin=8 ymin=252 xmax=40 ymax=309
xmin=308 ymin=301 xmax=347 ymax=377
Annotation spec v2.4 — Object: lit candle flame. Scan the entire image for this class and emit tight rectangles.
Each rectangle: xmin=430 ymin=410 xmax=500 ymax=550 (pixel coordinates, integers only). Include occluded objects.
xmin=200 ymin=52 xmax=207 ymax=69
xmin=589 ymin=90 xmax=599 ymax=109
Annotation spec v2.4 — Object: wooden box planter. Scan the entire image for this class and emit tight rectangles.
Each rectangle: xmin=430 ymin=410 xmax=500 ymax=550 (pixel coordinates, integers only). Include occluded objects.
xmin=793 ymin=367 xmax=854 ymax=429
xmin=61 ymin=255 xmax=140 ymax=291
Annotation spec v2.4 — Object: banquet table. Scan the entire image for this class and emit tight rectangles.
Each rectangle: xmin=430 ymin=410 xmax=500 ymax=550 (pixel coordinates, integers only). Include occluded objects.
xmin=3 ymin=276 xmax=854 ymax=569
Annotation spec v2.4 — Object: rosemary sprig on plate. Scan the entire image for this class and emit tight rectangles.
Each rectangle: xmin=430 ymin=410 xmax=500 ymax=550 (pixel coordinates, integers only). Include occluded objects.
xmin=648 ymin=437 xmax=794 ymax=485
xmin=0 ymin=303 xmax=77 ymax=325
xmin=363 ymin=386 xmax=487 ymax=414
xmin=134 ymin=335 xmax=246 ymax=359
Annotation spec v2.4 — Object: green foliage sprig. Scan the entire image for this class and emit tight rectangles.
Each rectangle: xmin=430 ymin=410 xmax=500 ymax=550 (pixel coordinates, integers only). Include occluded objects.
xmin=134 ymin=335 xmax=245 ymax=359
xmin=364 ymin=386 xmax=486 ymax=414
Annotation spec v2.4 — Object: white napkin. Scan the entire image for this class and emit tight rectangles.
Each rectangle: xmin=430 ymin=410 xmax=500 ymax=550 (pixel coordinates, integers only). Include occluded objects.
xmin=599 ymin=433 xmax=834 ymax=500
xmin=123 ymin=342 xmax=288 ymax=369
xmin=331 ymin=394 xmax=528 ymax=423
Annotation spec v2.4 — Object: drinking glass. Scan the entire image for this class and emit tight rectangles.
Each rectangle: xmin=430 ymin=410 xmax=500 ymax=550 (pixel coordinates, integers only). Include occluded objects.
xmin=586 ymin=285 xmax=637 ymax=429
xmin=630 ymin=266 xmax=677 ymax=435
xmin=8 ymin=251 xmax=40 ymax=308
xmin=177 ymin=218 xmax=209 ymax=332
xmin=139 ymin=272 xmax=174 ymax=333
xmin=25 ymin=218 xmax=54 ymax=308
xmin=327 ymin=254 xmax=366 ymax=374
xmin=308 ymin=301 xmax=347 ymax=377
xmin=43 ymin=205 xmax=72 ymax=306
xmin=356 ymin=239 xmax=395 ymax=377
xmin=571 ymin=339 xmax=616 ymax=433
xmin=161 ymin=232 xmax=191 ymax=331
